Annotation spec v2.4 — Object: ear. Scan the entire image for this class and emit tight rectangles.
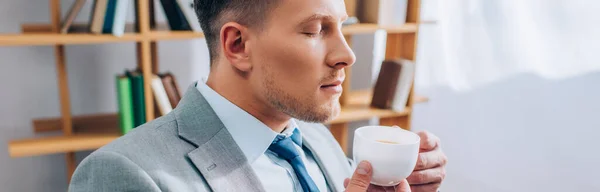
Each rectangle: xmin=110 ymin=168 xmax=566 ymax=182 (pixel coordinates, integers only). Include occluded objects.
xmin=220 ymin=22 xmax=252 ymax=72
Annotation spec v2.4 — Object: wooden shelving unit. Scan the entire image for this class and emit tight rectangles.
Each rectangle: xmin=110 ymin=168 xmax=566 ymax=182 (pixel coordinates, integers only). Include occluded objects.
xmin=3 ymin=0 xmax=424 ymax=182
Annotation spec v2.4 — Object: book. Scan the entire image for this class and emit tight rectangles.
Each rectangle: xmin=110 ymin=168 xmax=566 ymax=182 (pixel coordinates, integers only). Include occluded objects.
xmin=116 ymin=75 xmax=135 ymax=134
xmin=111 ymin=0 xmax=130 ymax=36
xmin=159 ymin=0 xmax=191 ymax=30
xmin=358 ymin=0 xmax=408 ymax=25
xmin=61 ymin=24 xmax=90 ymax=33
xmin=390 ymin=59 xmax=415 ymax=111
xmin=90 ymin=0 xmax=108 ymax=34
xmin=61 ymin=0 xmax=87 ymax=34
xmin=102 ymin=0 xmax=117 ymax=34
xmin=159 ymin=73 xmax=182 ymax=108
xmin=151 ymin=75 xmax=173 ymax=115
xmin=371 ymin=60 xmax=403 ymax=109
xmin=176 ymin=0 xmax=202 ymax=32
xmin=126 ymin=70 xmax=146 ymax=127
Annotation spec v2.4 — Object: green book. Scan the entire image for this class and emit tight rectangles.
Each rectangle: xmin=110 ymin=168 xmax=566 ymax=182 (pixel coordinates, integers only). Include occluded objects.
xmin=126 ymin=70 xmax=146 ymax=127
xmin=116 ymin=75 xmax=134 ymax=134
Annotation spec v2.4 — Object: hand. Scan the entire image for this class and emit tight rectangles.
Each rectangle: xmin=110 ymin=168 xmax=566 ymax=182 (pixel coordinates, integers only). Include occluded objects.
xmin=343 ymin=161 xmax=411 ymax=192
xmin=407 ymin=131 xmax=447 ymax=192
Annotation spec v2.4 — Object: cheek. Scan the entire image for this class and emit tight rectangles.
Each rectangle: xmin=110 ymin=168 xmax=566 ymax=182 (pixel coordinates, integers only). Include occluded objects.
xmin=256 ymin=36 xmax=326 ymax=89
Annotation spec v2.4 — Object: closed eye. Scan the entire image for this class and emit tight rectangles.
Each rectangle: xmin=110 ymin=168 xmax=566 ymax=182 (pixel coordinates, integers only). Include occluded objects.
xmin=303 ymin=26 xmax=329 ymax=37
xmin=303 ymin=31 xmax=321 ymax=37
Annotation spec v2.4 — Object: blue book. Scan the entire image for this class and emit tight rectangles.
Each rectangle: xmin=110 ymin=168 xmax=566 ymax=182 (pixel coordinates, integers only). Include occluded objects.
xmin=160 ymin=0 xmax=191 ymax=31
xmin=102 ymin=0 xmax=117 ymax=34
xmin=176 ymin=0 xmax=202 ymax=32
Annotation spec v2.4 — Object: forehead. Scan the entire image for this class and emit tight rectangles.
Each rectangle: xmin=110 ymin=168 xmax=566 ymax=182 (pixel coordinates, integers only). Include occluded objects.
xmin=268 ymin=0 xmax=347 ymax=22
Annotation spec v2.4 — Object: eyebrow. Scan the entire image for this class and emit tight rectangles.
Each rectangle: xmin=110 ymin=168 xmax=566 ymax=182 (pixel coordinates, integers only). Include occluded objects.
xmin=299 ymin=13 xmax=349 ymax=25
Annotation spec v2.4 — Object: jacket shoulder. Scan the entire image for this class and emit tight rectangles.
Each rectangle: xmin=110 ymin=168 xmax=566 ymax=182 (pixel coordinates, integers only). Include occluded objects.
xmin=69 ymin=150 xmax=161 ymax=192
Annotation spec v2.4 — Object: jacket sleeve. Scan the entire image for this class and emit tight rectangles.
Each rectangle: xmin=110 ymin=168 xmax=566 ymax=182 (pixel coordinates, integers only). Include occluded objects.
xmin=68 ymin=150 xmax=161 ymax=192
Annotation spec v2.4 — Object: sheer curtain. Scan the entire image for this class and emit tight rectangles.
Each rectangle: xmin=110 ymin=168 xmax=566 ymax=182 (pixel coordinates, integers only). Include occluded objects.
xmin=416 ymin=0 xmax=600 ymax=91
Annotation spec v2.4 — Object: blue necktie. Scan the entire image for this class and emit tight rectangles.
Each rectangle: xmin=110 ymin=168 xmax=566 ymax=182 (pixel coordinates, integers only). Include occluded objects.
xmin=269 ymin=135 xmax=320 ymax=192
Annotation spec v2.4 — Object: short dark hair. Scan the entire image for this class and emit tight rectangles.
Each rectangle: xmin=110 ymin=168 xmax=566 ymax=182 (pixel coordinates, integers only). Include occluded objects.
xmin=194 ymin=0 xmax=279 ymax=65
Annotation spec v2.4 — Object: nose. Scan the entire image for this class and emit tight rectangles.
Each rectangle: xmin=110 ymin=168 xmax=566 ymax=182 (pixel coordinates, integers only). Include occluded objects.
xmin=326 ymin=33 xmax=356 ymax=70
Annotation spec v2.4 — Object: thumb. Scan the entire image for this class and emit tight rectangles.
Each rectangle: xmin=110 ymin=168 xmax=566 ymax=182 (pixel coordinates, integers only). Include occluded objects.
xmin=396 ymin=179 xmax=411 ymax=192
xmin=345 ymin=161 xmax=372 ymax=192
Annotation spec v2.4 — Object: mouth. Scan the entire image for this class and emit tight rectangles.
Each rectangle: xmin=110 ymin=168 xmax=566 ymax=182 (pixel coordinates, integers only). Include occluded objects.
xmin=320 ymin=79 xmax=344 ymax=94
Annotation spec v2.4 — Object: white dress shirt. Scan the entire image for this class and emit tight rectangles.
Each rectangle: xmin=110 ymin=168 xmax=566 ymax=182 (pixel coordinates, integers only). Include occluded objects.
xmin=196 ymin=82 xmax=328 ymax=192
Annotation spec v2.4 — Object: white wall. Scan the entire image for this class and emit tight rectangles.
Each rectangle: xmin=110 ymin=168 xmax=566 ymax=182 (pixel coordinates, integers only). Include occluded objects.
xmin=410 ymin=0 xmax=600 ymax=190
xmin=411 ymin=72 xmax=600 ymax=192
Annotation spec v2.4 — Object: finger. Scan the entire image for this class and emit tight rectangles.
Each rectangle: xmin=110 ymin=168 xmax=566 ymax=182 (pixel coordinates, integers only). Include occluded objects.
xmin=396 ymin=179 xmax=411 ymax=192
xmin=366 ymin=184 xmax=388 ymax=192
xmin=414 ymin=149 xmax=448 ymax=171
xmin=406 ymin=166 xmax=446 ymax=185
xmin=417 ymin=131 xmax=440 ymax=151
xmin=410 ymin=183 xmax=441 ymax=192
xmin=345 ymin=161 xmax=372 ymax=191
xmin=344 ymin=178 xmax=350 ymax=188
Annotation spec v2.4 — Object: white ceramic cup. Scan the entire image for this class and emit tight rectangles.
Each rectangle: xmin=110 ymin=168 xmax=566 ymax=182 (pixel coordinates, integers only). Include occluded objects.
xmin=353 ymin=125 xmax=421 ymax=186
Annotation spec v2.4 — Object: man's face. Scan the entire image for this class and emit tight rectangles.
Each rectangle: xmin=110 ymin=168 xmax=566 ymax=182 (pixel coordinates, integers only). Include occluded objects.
xmin=247 ymin=0 xmax=356 ymax=123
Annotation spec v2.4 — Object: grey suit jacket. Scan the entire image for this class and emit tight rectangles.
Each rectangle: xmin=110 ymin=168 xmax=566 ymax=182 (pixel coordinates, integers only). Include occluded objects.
xmin=69 ymin=84 xmax=353 ymax=192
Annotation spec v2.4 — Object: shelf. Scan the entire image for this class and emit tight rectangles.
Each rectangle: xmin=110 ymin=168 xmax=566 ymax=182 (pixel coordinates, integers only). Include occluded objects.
xmin=147 ymin=30 xmax=204 ymax=41
xmin=0 ymin=33 xmax=144 ymax=46
xmin=33 ymin=113 xmax=119 ymax=133
xmin=342 ymin=23 xmax=418 ymax=35
xmin=327 ymin=90 xmax=427 ymax=124
xmin=0 ymin=32 xmax=206 ymax=46
xmin=330 ymin=106 xmax=412 ymax=124
xmin=0 ymin=23 xmax=415 ymax=46
xmin=342 ymin=89 xmax=429 ymax=105
xmin=8 ymin=134 xmax=120 ymax=158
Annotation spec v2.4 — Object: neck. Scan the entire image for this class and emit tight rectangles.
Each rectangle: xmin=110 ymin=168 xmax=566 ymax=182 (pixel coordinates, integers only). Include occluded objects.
xmin=206 ymin=65 xmax=290 ymax=133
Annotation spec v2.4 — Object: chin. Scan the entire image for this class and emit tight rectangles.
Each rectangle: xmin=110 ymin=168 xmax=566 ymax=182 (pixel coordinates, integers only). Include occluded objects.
xmin=329 ymin=101 xmax=341 ymax=118
xmin=289 ymin=99 xmax=339 ymax=123
xmin=314 ymin=99 xmax=342 ymax=123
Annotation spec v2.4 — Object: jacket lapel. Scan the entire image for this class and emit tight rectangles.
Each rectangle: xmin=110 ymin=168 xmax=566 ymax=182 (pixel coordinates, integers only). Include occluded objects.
xmin=175 ymin=83 xmax=265 ymax=192
xmin=298 ymin=121 xmax=353 ymax=192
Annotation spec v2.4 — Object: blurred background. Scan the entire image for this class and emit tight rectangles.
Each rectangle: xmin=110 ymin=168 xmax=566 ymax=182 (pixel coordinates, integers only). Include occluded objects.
xmin=413 ymin=0 xmax=600 ymax=191
xmin=1 ymin=0 xmax=599 ymax=191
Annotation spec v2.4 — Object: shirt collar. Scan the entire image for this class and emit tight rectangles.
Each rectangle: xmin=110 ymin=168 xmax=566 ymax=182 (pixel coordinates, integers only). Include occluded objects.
xmin=196 ymin=81 xmax=301 ymax=163
xmin=276 ymin=120 xmax=303 ymax=146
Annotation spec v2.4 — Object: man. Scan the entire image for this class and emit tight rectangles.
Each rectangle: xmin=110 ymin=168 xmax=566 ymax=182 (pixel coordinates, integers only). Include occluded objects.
xmin=69 ymin=0 xmax=446 ymax=191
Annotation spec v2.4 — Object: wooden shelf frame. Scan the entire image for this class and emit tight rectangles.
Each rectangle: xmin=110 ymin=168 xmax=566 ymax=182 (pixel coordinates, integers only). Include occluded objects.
xmin=3 ymin=0 xmax=424 ymax=182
